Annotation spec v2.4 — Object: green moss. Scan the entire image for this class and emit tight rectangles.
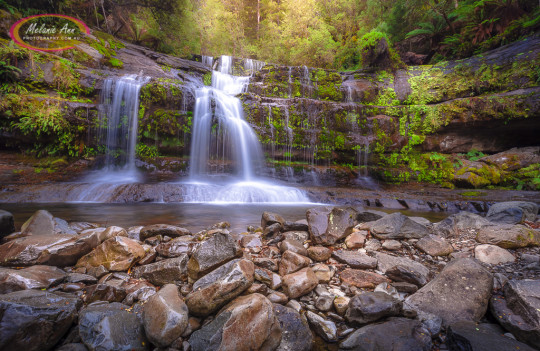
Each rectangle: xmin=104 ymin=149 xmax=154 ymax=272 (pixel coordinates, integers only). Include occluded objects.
xmin=314 ymin=70 xmax=342 ymax=101
xmin=108 ymin=58 xmax=124 ymax=68
xmin=203 ymin=72 xmax=212 ymax=86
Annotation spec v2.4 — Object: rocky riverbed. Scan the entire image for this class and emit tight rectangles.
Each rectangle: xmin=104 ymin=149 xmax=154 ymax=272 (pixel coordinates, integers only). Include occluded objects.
xmin=0 ymin=201 xmax=539 ymax=351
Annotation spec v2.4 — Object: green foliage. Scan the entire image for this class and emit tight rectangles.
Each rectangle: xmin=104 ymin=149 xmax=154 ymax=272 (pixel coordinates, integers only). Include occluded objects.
xmin=108 ymin=58 xmax=124 ymax=68
xmin=464 ymin=149 xmax=486 ymax=161
xmin=136 ymin=144 xmax=159 ymax=158
xmin=203 ymin=72 xmax=212 ymax=86
xmin=0 ymin=60 xmax=21 ymax=82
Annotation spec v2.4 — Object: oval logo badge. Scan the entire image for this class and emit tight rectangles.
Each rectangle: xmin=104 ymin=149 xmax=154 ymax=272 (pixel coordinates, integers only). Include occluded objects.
xmin=9 ymin=14 xmax=90 ymax=52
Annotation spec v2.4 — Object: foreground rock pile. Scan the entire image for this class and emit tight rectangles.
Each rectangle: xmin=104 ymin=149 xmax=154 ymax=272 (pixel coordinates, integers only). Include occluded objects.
xmin=0 ymin=201 xmax=539 ymax=351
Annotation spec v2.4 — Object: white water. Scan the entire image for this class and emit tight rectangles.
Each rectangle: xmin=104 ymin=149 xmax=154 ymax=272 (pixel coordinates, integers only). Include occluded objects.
xmin=89 ymin=74 xmax=149 ymax=183
xmin=202 ymin=55 xmax=214 ymax=68
xmin=186 ymin=55 xmax=310 ymax=203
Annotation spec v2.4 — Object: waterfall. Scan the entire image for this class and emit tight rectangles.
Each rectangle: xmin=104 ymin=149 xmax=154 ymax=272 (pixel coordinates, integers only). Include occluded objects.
xmin=202 ymin=55 xmax=213 ymax=68
xmin=244 ymin=58 xmax=265 ymax=76
xmin=288 ymin=67 xmax=292 ymax=98
xmin=95 ymin=74 xmax=149 ymax=180
xmin=355 ymin=137 xmax=379 ymax=189
xmin=185 ymin=55 xmax=310 ymax=203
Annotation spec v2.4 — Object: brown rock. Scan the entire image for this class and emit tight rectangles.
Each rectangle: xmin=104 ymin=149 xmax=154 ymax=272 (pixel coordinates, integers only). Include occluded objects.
xmin=340 ymin=269 xmax=390 ymax=289
xmin=312 ymin=263 xmax=335 ymax=283
xmin=267 ymin=291 xmax=288 ymax=304
xmin=83 ymin=283 xmax=126 ymax=303
xmin=254 ymin=267 xmax=282 ymax=290
xmin=282 ymin=267 xmax=318 ymax=298
xmin=131 ymin=255 xmax=189 ymax=286
xmin=76 ymin=236 xmax=145 ymax=272
xmin=280 ymin=239 xmax=308 ymax=256
xmin=0 ymin=265 xmax=66 ymax=294
xmin=253 ymin=257 xmax=279 ymax=271
xmin=140 ymin=224 xmax=190 ymax=241
xmin=307 ymin=246 xmax=332 ymax=262
xmin=345 ymin=231 xmax=367 ymax=249
xmin=279 ymin=250 xmax=310 ymax=276
xmin=476 ymin=224 xmax=540 ymax=249
xmin=332 ymin=250 xmax=377 ymax=269
xmin=155 ymin=237 xmax=195 ymax=258
xmin=415 ymin=235 xmax=453 ymax=256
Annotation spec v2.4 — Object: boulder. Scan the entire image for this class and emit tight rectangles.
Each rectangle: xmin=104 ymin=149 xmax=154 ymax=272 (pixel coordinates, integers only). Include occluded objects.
xmin=189 ymin=293 xmax=281 ymax=351
xmin=20 ymin=210 xmax=55 ymax=236
xmin=306 ymin=206 xmax=332 ymax=244
xmin=282 ymin=267 xmax=318 ymax=298
xmin=132 ymin=255 xmax=189 ymax=286
xmin=369 ymin=213 xmax=429 ymax=240
xmin=82 ymin=284 xmax=127 ymax=304
xmin=0 ymin=210 xmax=15 ymax=238
xmin=76 ymin=236 xmax=145 ymax=271
xmin=433 ymin=211 xmax=491 ymax=238
xmin=143 ymin=284 xmax=188 ymax=347
xmin=345 ymin=291 xmax=402 ymax=325
xmin=447 ymin=321 xmax=536 ymax=351
xmin=339 ymin=268 xmax=390 ymax=289
xmin=474 ymin=244 xmax=515 ymax=264
xmin=404 ymin=258 xmax=493 ymax=326
xmin=79 ymin=302 xmax=148 ymax=351
xmin=155 ymin=237 xmax=195 ymax=258
xmin=273 ymin=304 xmax=312 ymax=351
xmin=375 ymin=252 xmax=430 ymax=287
xmin=0 ymin=265 xmax=66 ymax=294
xmin=0 ymin=233 xmax=100 ymax=267
xmin=490 ymin=279 xmax=540 ymax=349
xmin=262 ymin=212 xmax=285 ymax=229
xmin=321 ymin=207 xmax=359 ymax=245
xmin=279 ymin=250 xmax=310 ymax=276
xmin=415 ymin=235 xmax=453 ymax=256
xmin=0 ymin=290 xmax=81 ymax=351
xmin=279 ymin=238 xmax=308 ymax=256
xmin=139 ymin=224 xmax=190 ymax=241
xmin=283 ymin=220 xmax=309 ymax=232
xmin=476 ymin=224 xmax=540 ymax=249
xmin=185 ymin=259 xmax=254 ymax=316
xmin=332 ymin=250 xmax=377 ymax=269
xmin=307 ymin=246 xmax=332 ymax=262
xmin=486 ymin=201 xmax=538 ymax=224
xmin=306 ymin=311 xmax=338 ymax=342
xmin=339 ymin=317 xmax=432 ymax=351
xmin=187 ymin=232 xmax=241 ymax=280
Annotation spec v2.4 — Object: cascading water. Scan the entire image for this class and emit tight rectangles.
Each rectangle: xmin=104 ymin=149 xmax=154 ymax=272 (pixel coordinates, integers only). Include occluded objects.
xmin=92 ymin=74 xmax=149 ymax=182
xmin=202 ymin=55 xmax=214 ymax=68
xmin=185 ymin=55 xmax=310 ymax=203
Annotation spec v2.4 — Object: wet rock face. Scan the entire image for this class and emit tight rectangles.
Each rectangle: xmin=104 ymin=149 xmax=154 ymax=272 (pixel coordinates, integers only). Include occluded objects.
xmin=76 ymin=236 xmax=146 ymax=271
xmin=404 ymin=258 xmax=493 ymax=326
xmin=273 ymin=304 xmax=313 ymax=351
xmin=0 ymin=210 xmax=15 ymax=238
xmin=0 ymin=290 xmax=81 ymax=351
xmin=490 ymin=279 xmax=540 ymax=349
xmin=79 ymin=302 xmax=148 ymax=351
xmin=189 ymin=293 xmax=281 ymax=351
xmin=486 ymin=201 xmax=538 ymax=224
xmin=187 ymin=232 xmax=241 ymax=280
xmin=447 ymin=321 xmax=536 ymax=351
xmin=0 ymin=265 xmax=66 ymax=294
xmin=345 ymin=291 xmax=402 ymax=325
xmin=131 ymin=254 xmax=189 ymax=286
xmin=369 ymin=212 xmax=429 ymax=240
xmin=186 ymin=259 xmax=254 ymax=316
xmin=476 ymin=224 xmax=540 ymax=248
xmin=143 ymin=284 xmax=188 ymax=348
xmin=340 ymin=317 xmax=432 ymax=351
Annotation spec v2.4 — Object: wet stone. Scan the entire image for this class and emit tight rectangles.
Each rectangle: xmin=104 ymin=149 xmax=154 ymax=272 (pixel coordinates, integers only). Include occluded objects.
xmin=345 ymin=291 xmax=402 ymax=325
xmin=273 ymin=304 xmax=313 ymax=351
xmin=140 ymin=224 xmax=191 ymax=241
xmin=132 ymin=254 xmax=189 ymax=286
xmin=308 ymin=246 xmax=332 ymax=262
xmin=339 ymin=268 xmax=390 ymax=289
xmin=332 ymin=250 xmax=377 ymax=269
xmin=0 ymin=265 xmax=66 ymax=294
xmin=279 ymin=250 xmax=311 ymax=276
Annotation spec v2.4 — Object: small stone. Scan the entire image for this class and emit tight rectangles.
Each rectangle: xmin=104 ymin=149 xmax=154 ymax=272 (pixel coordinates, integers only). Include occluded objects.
xmin=474 ymin=244 xmax=516 ymax=265
xmin=382 ymin=240 xmax=402 ymax=251
xmin=267 ymin=291 xmax=288 ymax=304
xmin=282 ymin=267 xmax=318 ymax=298
xmin=279 ymin=250 xmax=310 ymax=276
xmin=364 ymin=239 xmax=382 ymax=252
xmin=334 ymin=295 xmax=350 ymax=315
xmin=415 ymin=235 xmax=454 ymax=256
xmin=315 ymin=294 xmax=334 ymax=312
xmin=332 ymin=250 xmax=377 ymax=269
xmin=306 ymin=311 xmax=338 ymax=342
xmin=345 ymin=231 xmax=367 ymax=249
xmin=307 ymin=246 xmax=332 ymax=262
xmin=312 ymin=263 xmax=335 ymax=283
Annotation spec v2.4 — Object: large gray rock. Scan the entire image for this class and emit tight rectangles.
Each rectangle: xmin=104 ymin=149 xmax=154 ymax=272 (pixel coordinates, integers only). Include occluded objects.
xmin=476 ymin=224 xmax=540 ymax=249
xmin=189 ymin=294 xmax=281 ymax=351
xmin=273 ymin=304 xmax=312 ymax=351
xmin=490 ymin=279 xmax=540 ymax=349
xmin=187 ymin=232 xmax=241 ymax=280
xmin=131 ymin=255 xmax=188 ymax=286
xmin=404 ymin=258 xmax=493 ymax=326
xmin=369 ymin=213 xmax=429 ymax=240
xmin=447 ymin=321 xmax=536 ymax=351
xmin=375 ymin=252 xmax=430 ymax=287
xmin=324 ymin=207 xmax=359 ymax=245
xmin=155 ymin=236 xmax=195 ymax=258
xmin=0 ymin=210 xmax=15 ymax=238
xmin=415 ymin=234 xmax=453 ymax=256
xmin=0 ymin=290 xmax=81 ymax=351
xmin=345 ymin=291 xmax=402 ymax=325
xmin=262 ymin=211 xmax=285 ymax=229
xmin=486 ymin=201 xmax=538 ymax=224
xmin=474 ymin=244 xmax=515 ymax=265
xmin=339 ymin=317 xmax=431 ymax=351
xmin=306 ymin=206 xmax=332 ymax=244
xmin=185 ymin=259 xmax=254 ymax=316
xmin=20 ymin=210 xmax=77 ymax=236
xmin=433 ymin=211 xmax=491 ymax=238
xmin=0 ymin=265 xmax=66 ymax=294
xmin=143 ymin=284 xmax=188 ymax=348
xmin=139 ymin=224 xmax=190 ymax=241
xmin=332 ymin=250 xmax=377 ymax=269
xmin=79 ymin=302 xmax=148 ymax=351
